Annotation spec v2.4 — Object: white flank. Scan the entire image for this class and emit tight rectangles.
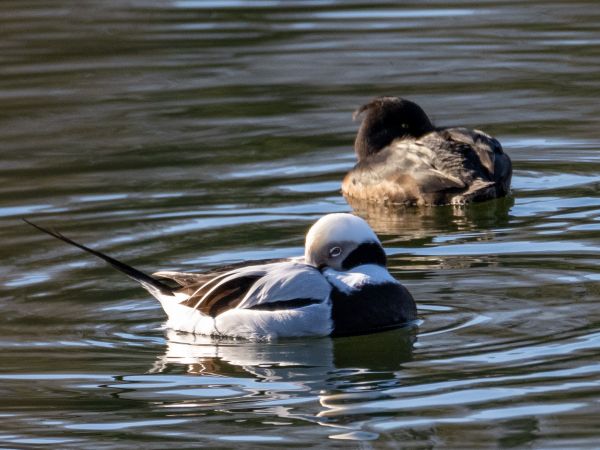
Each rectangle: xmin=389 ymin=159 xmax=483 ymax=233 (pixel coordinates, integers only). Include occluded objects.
xmin=156 ymin=292 xmax=217 ymax=335
xmin=216 ymin=301 xmax=333 ymax=339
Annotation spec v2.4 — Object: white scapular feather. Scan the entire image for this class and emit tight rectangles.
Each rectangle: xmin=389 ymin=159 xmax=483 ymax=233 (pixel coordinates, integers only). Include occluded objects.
xmin=237 ymin=262 xmax=330 ymax=308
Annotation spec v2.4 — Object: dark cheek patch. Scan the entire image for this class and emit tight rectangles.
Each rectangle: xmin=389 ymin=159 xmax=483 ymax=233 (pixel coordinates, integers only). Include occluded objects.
xmin=341 ymin=243 xmax=387 ymax=270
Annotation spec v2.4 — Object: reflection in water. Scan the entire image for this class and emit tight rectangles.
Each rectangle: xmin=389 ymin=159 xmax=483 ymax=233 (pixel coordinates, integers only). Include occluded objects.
xmin=154 ymin=328 xmax=416 ymax=382
xmin=148 ymin=328 xmax=415 ymax=438
xmin=346 ymin=195 xmax=514 ymax=238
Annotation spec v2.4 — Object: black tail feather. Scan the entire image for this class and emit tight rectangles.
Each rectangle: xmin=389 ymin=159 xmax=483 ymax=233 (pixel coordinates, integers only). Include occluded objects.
xmin=23 ymin=219 xmax=174 ymax=296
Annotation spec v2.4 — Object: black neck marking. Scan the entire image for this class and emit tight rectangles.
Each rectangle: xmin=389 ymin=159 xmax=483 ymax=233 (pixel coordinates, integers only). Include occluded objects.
xmin=330 ymin=282 xmax=417 ymax=337
xmin=341 ymin=242 xmax=387 ymax=270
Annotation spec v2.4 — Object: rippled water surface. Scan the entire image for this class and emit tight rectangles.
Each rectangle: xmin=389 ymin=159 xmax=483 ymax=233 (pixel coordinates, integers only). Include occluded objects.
xmin=2 ymin=1 xmax=600 ymax=448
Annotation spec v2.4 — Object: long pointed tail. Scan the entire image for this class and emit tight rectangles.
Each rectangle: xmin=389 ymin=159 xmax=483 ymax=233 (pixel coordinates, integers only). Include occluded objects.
xmin=23 ymin=219 xmax=174 ymax=297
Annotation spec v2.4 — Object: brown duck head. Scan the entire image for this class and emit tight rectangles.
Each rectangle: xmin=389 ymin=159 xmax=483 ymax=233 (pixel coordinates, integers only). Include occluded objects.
xmin=353 ymin=97 xmax=435 ymax=161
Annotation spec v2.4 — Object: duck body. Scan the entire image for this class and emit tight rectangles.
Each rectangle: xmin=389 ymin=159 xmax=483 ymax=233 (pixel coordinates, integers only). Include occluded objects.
xmin=25 ymin=213 xmax=416 ymax=340
xmin=342 ymin=97 xmax=512 ymax=206
xmin=155 ymin=260 xmax=413 ymax=339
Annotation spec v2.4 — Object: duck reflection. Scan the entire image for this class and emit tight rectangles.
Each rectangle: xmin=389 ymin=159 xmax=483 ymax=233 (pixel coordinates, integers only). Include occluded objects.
xmin=149 ymin=327 xmax=415 ymax=437
xmin=346 ymin=195 xmax=514 ymax=239
xmin=153 ymin=328 xmax=416 ymax=386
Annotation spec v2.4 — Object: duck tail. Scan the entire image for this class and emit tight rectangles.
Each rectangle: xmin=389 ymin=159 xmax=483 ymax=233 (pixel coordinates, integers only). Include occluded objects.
xmin=23 ymin=219 xmax=175 ymax=297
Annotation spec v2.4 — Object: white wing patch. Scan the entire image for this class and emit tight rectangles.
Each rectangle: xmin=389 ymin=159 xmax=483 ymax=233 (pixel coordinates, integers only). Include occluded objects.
xmin=237 ymin=262 xmax=332 ymax=309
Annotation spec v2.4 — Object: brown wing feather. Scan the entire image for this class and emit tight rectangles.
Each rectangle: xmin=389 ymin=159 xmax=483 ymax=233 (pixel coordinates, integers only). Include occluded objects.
xmin=182 ymin=274 xmax=263 ymax=317
xmin=439 ymin=127 xmax=501 ymax=177
xmin=153 ymin=271 xmax=215 ymax=288
xmin=414 ymin=169 xmax=466 ymax=193
xmin=152 ymin=257 xmax=291 ymax=288
xmin=152 ymin=257 xmax=294 ymax=318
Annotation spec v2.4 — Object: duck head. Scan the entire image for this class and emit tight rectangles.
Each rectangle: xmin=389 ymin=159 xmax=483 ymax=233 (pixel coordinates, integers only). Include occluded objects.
xmin=353 ymin=97 xmax=435 ymax=161
xmin=304 ymin=213 xmax=386 ymax=271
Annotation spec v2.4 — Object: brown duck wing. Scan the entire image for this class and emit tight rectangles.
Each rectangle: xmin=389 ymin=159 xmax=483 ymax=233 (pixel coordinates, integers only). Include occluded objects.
xmin=437 ymin=127 xmax=512 ymax=197
xmin=153 ymin=271 xmax=215 ymax=288
xmin=343 ymin=141 xmax=466 ymax=204
xmin=154 ymin=266 xmax=267 ymax=317
xmin=437 ymin=127 xmax=507 ymax=178
xmin=417 ymin=131 xmax=486 ymax=181
xmin=413 ymin=168 xmax=466 ymax=193
xmin=153 ymin=257 xmax=292 ymax=286
xmin=183 ymin=272 xmax=264 ymax=317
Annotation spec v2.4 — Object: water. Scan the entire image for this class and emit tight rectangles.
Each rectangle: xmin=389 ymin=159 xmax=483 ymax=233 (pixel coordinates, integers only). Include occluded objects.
xmin=1 ymin=0 xmax=600 ymax=447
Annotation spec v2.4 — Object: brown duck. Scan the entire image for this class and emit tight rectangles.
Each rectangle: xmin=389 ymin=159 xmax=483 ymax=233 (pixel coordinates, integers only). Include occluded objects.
xmin=342 ymin=97 xmax=512 ymax=206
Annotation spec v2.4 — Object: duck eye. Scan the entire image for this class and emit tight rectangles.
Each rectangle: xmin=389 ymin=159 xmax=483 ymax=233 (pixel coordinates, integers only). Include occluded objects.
xmin=329 ymin=246 xmax=342 ymax=258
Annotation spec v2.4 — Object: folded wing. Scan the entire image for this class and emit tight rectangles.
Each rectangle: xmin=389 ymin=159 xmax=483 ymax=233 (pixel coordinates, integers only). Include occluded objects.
xmin=154 ymin=261 xmax=332 ymax=318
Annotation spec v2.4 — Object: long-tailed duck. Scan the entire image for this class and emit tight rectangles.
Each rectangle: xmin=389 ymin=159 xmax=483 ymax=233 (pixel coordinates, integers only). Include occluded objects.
xmin=342 ymin=97 xmax=512 ymax=206
xmin=25 ymin=213 xmax=416 ymax=339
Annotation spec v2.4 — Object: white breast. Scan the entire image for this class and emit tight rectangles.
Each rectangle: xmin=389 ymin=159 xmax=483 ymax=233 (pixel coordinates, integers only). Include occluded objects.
xmin=322 ymin=264 xmax=397 ymax=294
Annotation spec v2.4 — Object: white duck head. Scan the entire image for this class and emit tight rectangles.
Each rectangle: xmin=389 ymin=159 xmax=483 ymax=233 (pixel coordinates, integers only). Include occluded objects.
xmin=304 ymin=213 xmax=386 ymax=271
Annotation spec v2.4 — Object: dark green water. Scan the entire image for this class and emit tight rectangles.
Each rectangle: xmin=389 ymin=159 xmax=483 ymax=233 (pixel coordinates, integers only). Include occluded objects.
xmin=1 ymin=1 xmax=600 ymax=448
